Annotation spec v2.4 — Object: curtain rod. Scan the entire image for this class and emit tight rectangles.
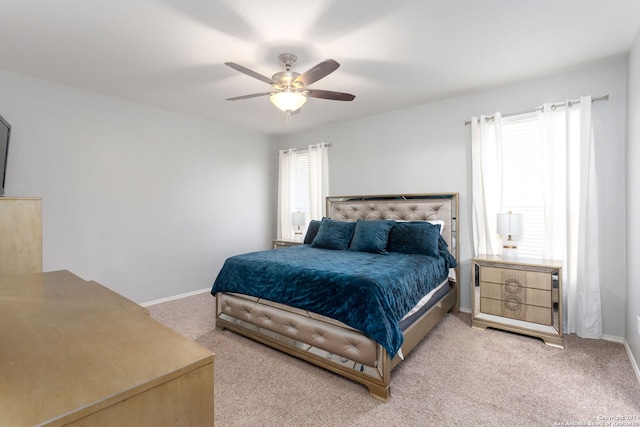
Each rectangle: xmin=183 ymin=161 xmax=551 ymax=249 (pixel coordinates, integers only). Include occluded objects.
xmin=464 ymin=94 xmax=609 ymax=125
xmin=279 ymin=142 xmax=332 ymax=154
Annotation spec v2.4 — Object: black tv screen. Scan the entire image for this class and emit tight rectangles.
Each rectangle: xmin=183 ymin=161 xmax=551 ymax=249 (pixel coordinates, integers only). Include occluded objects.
xmin=0 ymin=113 xmax=10 ymax=196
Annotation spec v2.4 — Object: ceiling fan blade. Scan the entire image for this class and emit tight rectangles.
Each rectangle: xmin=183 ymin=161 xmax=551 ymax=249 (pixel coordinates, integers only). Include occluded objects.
xmin=226 ymin=92 xmax=272 ymax=101
xmin=294 ymin=59 xmax=340 ymax=86
xmin=307 ymin=89 xmax=355 ymax=101
xmin=225 ymin=62 xmax=274 ymax=85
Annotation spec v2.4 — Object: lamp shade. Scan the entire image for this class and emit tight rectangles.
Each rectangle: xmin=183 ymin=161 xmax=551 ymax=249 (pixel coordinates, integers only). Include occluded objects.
xmin=270 ymin=91 xmax=307 ymax=112
xmin=291 ymin=212 xmax=306 ymax=227
xmin=497 ymin=212 xmax=523 ymax=237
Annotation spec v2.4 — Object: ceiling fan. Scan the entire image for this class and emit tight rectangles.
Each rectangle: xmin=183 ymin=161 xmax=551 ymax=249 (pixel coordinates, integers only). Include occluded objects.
xmin=225 ymin=53 xmax=355 ymax=116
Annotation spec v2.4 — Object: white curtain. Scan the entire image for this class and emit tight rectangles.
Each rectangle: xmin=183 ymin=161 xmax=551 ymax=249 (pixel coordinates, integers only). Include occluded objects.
xmin=539 ymin=96 xmax=602 ymax=338
xmin=471 ymin=113 xmax=504 ymax=257
xmin=276 ymin=148 xmax=297 ymax=239
xmin=308 ymin=142 xmax=330 ymax=220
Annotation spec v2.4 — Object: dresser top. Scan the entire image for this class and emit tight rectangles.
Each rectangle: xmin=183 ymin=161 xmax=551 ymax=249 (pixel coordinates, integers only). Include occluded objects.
xmin=474 ymin=254 xmax=562 ymax=269
xmin=0 ymin=270 xmax=213 ymax=426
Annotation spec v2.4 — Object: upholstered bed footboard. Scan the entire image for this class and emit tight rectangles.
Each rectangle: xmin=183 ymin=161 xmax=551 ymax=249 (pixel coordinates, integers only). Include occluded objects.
xmin=215 ymin=282 xmax=457 ymax=401
xmin=217 ymin=292 xmax=379 ymax=366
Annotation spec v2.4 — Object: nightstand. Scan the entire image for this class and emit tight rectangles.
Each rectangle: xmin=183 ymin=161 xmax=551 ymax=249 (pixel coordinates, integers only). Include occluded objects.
xmin=472 ymin=255 xmax=563 ymax=348
xmin=272 ymin=239 xmax=304 ymax=249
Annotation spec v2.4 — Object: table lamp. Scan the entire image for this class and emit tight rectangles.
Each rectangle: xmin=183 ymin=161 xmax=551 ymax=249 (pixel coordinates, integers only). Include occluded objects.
xmin=497 ymin=211 xmax=523 ymax=258
xmin=292 ymin=212 xmax=306 ymax=236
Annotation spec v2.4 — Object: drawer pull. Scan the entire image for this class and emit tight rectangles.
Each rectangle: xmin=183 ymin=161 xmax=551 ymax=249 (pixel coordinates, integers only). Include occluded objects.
xmin=504 ymin=295 xmax=521 ymax=311
xmin=504 ymin=278 xmax=522 ymax=293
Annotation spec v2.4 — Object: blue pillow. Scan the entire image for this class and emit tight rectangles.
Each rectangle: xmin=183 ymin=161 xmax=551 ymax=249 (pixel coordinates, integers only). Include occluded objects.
xmin=349 ymin=219 xmax=395 ymax=254
xmin=438 ymin=235 xmax=458 ymax=268
xmin=311 ymin=219 xmax=356 ymax=250
xmin=386 ymin=221 xmax=440 ymax=257
xmin=303 ymin=219 xmax=322 ymax=244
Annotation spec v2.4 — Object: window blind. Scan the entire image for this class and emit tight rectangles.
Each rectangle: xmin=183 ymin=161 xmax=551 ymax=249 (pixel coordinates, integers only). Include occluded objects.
xmin=294 ymin=150 xmax=310 ymax=215
xmin=501 ymin=115 xmax=545 ymax=258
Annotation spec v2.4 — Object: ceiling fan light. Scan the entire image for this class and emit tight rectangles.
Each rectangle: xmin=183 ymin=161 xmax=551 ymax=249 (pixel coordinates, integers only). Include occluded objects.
xmin=270 ymin=91 xmax=307 ymax=112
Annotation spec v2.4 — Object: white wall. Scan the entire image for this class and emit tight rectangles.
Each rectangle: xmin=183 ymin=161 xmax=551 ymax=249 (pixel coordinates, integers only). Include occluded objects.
xmin=0 ymin=70 xmax=277 ymax=303
xmin=277 ymin=59 xmax=628 ymax=339
xmin=626 ymin=30 xmax=640 ymax=373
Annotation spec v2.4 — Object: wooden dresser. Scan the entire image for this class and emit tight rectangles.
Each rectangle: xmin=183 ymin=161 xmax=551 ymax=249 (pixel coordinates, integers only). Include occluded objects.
xmin=472 ymin=255 xmax=563 ymax=348
xmin=0 ymin=197 xmax=42 ymax=276
xmin=0 ymin=270 xmax=214 ymax=426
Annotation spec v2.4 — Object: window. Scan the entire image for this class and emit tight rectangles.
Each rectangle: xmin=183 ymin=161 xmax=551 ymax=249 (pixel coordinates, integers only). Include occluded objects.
xmin=500 ymin=114 xmax=546 ymax=258
xmin=294 ymin=150 xmax=310 ymax=216
xmin=500 ymin=113 xmax=570 ymax=260
xmin=277 ymin=143 xmax=329 ymax=239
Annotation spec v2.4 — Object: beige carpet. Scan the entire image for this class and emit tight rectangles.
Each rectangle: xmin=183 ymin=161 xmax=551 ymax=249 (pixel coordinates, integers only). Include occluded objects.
xmin=149 ymin=292 xmax=640 ymax=426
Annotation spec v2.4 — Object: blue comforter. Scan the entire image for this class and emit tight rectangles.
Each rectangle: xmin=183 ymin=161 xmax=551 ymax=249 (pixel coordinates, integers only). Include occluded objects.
xmin=211 ymin=245 xmax=454 ymax=357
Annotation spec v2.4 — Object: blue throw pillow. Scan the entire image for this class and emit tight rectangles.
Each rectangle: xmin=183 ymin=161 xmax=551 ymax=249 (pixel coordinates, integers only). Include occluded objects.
xmin=386 ymin=221 xmax=440 ymax=257
xmin=438 ymin=235 xmax=458 ymax=268
xmin=349 ymin=219 xmax=395 ymax=254
xmin=311 ymin=219 xmax=356 ymax=250
xmin=303 ymin=219 xmax=322 ymax=244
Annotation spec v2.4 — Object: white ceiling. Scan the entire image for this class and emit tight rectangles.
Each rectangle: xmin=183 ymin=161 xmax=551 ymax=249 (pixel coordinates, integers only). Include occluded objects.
xmin=1 ymin=0 xmax=639 ymax=136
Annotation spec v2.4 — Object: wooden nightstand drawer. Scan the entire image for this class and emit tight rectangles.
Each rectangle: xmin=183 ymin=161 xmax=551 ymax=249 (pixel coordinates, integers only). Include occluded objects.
xmin=480 ymin=282 xmax=551 ymax=308
xmin=480 ymin=266 xmax=552 ymax=290
xmin=480 ymin=297 xmax=553 ymax=325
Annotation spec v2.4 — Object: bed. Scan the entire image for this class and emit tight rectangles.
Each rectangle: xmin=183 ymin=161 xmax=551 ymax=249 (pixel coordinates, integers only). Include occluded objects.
xmin=211 ymin=193 xmax=459 ymax=401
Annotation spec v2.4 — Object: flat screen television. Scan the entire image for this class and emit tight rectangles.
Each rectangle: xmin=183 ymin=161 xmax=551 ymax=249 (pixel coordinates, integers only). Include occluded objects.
xmin=0 ymin=113 xmax=10 ymax=196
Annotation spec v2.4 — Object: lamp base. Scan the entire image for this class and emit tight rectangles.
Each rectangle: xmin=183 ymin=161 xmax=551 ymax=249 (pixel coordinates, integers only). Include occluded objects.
xmin=502 ymin=246 xmax=518 ymax=258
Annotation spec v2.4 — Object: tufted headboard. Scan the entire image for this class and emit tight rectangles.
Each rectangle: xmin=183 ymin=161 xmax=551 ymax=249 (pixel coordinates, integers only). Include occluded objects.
xmin=326 ymin=193 xmax=458 ymax=259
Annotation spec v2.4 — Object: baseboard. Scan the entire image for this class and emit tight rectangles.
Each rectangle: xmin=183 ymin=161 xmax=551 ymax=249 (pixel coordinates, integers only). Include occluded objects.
xmin=624 ymin=340 xmax=640 ymax=385
xmin=602 ymin=333 xmax=625 ymax=344
xmin=141 ymin=288 xmax=211 ymax=307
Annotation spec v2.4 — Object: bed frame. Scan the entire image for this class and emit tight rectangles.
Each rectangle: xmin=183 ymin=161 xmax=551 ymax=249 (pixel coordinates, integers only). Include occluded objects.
xmin=215 ymin=193 xmax=459 ymax=401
